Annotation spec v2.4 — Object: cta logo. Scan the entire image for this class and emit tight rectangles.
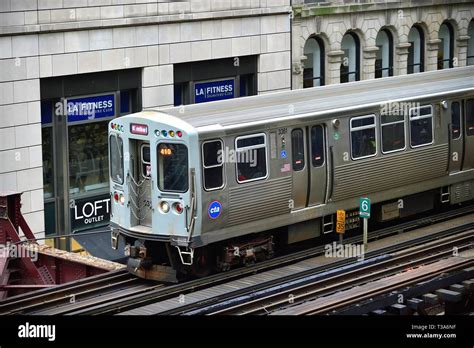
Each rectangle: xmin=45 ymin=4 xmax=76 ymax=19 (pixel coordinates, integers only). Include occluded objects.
xmin=208 ymin=200 xmax=222 ymax=220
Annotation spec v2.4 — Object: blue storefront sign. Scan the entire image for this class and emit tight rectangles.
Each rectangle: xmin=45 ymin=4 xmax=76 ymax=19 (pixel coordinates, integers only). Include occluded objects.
xmin=66 ymin=94 xmax=115 ymax=122
xmin=195 ymin=79 xmax=235 ymax=103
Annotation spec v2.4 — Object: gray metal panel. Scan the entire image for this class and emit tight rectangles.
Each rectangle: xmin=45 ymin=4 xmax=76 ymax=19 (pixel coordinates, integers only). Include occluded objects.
xmin=227 ymin=176 xmax=292 ymax=226
xmin=332 ymin=144 xmax=449 ymax=201
xmin=157 ymin=67 xmax=474 ymax=130
xmin=451 ymin=180 xmax=474 ymax=204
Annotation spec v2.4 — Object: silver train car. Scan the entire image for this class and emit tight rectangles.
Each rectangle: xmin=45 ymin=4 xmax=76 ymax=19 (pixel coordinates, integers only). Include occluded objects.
xmin=109 ymin=66 xmax=474 ymax=282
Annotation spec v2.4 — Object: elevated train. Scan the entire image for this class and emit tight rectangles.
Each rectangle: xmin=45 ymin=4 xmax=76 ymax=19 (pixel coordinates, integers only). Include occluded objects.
xmin=108 ymin=66 xmax=474 ymax=282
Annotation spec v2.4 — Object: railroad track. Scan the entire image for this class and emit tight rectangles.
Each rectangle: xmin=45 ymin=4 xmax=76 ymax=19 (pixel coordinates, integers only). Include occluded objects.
xmin=197 ymin=231 xmax=474 ymax=315
xmin=1 ymin=204 xmax=473 ymax=315
xmin=0 ymin=269 xmax=149 ymax=315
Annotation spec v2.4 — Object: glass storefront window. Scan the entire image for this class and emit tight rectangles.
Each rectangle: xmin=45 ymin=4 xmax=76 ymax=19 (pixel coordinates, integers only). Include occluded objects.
xmin=42 ymin=126 xmax=54 ymax=199
xmin=69 ymin=121 xmax=109 ymax=196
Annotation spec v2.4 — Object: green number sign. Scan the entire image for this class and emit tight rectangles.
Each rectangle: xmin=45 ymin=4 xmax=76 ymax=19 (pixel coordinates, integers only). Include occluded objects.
xmin=359 ymin=197 xmax=371 ymax=219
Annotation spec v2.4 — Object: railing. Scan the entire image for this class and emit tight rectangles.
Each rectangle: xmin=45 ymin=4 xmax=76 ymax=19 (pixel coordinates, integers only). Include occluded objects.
xmin=375 ymin=66 xmax=393 ymax=78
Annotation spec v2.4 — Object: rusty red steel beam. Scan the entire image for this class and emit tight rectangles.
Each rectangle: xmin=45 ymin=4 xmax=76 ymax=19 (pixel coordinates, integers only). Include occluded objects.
xmin=0 ymin=191 xmax=123 ymax=299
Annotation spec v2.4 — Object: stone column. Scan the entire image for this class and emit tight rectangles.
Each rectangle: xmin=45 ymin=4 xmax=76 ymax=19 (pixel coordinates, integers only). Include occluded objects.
xmin=326 ymin=50 xmax=344 ymax=85
xmin=456 ymin=35 xmax=470 ymax=67
xmin=426 ymin=39 xmax=442 ymax=71
xmin=362 ymin=46 xmax=379 ymax=80
xmin=292 ymin=58 xmax=306 ymax=90
xmin=395 ymin=42 xmax=411 ymax=76
xmin=291 ymin=17 xmax=304 ymax=90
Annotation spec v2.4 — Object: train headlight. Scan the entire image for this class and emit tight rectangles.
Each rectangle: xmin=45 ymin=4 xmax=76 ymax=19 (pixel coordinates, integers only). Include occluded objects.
xmin=160 ymin=201 xmax=170 ymax=213
xmin=173 ymin=202 xmax=184 ymax=214
xmin=119 ymin=194 xmax=125 ymax=204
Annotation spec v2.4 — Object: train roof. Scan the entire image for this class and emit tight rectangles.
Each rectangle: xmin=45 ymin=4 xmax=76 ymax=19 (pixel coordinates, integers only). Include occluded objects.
xmin=156 ymin=66 xmax=474 ymax=130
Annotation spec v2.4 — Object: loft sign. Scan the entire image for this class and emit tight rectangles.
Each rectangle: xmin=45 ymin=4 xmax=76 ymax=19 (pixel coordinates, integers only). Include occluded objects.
xmin=195 ymin=79 xmax=235 ymax=103
xmin=71 ymin=195 xmax=111 ymax=230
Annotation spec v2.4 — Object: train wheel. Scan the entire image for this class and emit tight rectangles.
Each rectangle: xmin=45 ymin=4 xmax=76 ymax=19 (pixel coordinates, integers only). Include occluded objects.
xmin=190 ymin=247 xmax=214 ymax=278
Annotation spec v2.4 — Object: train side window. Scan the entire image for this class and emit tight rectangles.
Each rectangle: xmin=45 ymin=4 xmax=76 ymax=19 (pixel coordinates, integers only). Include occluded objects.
xmin=109 ymin=135 xmax=124 ymax=184
xmin=466 ymin=99 xmax=474 ymax=136
xmin=202 ymin=140 xmax=224 ymax=190
xmin=409 ymin=105 xmax=433 ymax=147
xmin=311 ymin=125 xmax=325 ymax=167
xmin=381 ymin=113 xmax=405 ymax=153
xmin=350 ymin=115 xmax=377 ymax=159
xmin=451 ymin=102 xmax=461 ymax=140
xmin=141 ymin=144 xmax=151 ymax=178
xmin=235 ymin=133 xmax=267 ymax=183
xmin=291 ymin=129 xmax=305 ymax=171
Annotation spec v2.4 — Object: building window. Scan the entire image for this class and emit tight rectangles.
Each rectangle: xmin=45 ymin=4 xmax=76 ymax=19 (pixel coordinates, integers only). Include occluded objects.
xmin=303 ymin=37 xmax=325 ymax=88
xmin=311 ymin=125 xmax=325 ymax=167
xmin=41 ymin=100 xmax=54 ymax=199
xmin=438 ymin=22 xmax=455 ymax=69
xmin=235 ymin=133 xmax=267 ymax=183
xmin=409 ymin=105 xmax=433 ymax=147
xmin=375 ymin=29 xmax=394 ymax=78
xmin=408 ymin=25 xmax=425 ymax=74
xmin=350 ymin=115 xmax=377 ymax=159
xmin=291 ymin=129 xmax=305 ymax=171
xmin=467 ymin=99 xmax=474 ymax=136
xmin=68 ymin=121 xmax=109 ymax=195
xmin=173 ymin=57 xmax=257 ymax=106
xmin=341 ymin=32 xmax=360 ymax=83
xmin=381 ymin=113 xmax=405 ymax=153
xmin=468 ymin=20 xmax=474 ymax=66
xmin=451 ymin=102 xmax=461 ymax=140
xmin=202 ymin=140 xmax=224 ymax=190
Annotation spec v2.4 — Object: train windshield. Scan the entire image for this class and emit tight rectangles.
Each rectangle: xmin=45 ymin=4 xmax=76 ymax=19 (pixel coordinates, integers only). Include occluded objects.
xmin=109 ymin=135 xmax=124 ymax=184
xmin=157 ymin=143 xmax=189 ymax=192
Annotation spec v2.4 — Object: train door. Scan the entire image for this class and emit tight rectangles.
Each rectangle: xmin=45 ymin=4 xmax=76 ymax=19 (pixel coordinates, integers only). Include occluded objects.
xmin=291 ymin=128 xmax=308 ymax=209
xmin=463 ymin=99 xmax=474 ymax=170
xmin=291 ymin=124 xmax=327 ymax=210
xmin=307 ymin=125 xmax=327 ymax=206
xmin=129 ymin=141 xmax=152 ymax=227
xmin=448 ymin=100 xmax=463 ymax=172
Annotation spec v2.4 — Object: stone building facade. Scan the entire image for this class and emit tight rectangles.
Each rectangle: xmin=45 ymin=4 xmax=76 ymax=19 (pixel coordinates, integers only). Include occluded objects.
xmin=291 ymin=0 xmax=474 ymax=89
xmin=0 ymin=0 xmax=292 ymax=244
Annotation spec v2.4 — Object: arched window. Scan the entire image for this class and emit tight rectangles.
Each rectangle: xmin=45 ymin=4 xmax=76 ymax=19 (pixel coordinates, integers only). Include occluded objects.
xmin=340 ymin=31 xmax=360 ymax=83
xmin=303 ymin=37 xmax=325 ymax=88
xmin=375 ymin=29 xmax=394 ymax=78
xmin=468 ymin=20 xmax=474 ymax=66
xmin=408 ymin=25 xmax=425 ymax=74
xmin=438 ymin=22 xmax=454 ymax=69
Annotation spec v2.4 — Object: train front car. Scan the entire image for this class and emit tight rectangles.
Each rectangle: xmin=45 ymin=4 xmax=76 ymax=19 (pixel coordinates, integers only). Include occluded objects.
xmin=108 ymin=111 xmax=201 ymax=282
